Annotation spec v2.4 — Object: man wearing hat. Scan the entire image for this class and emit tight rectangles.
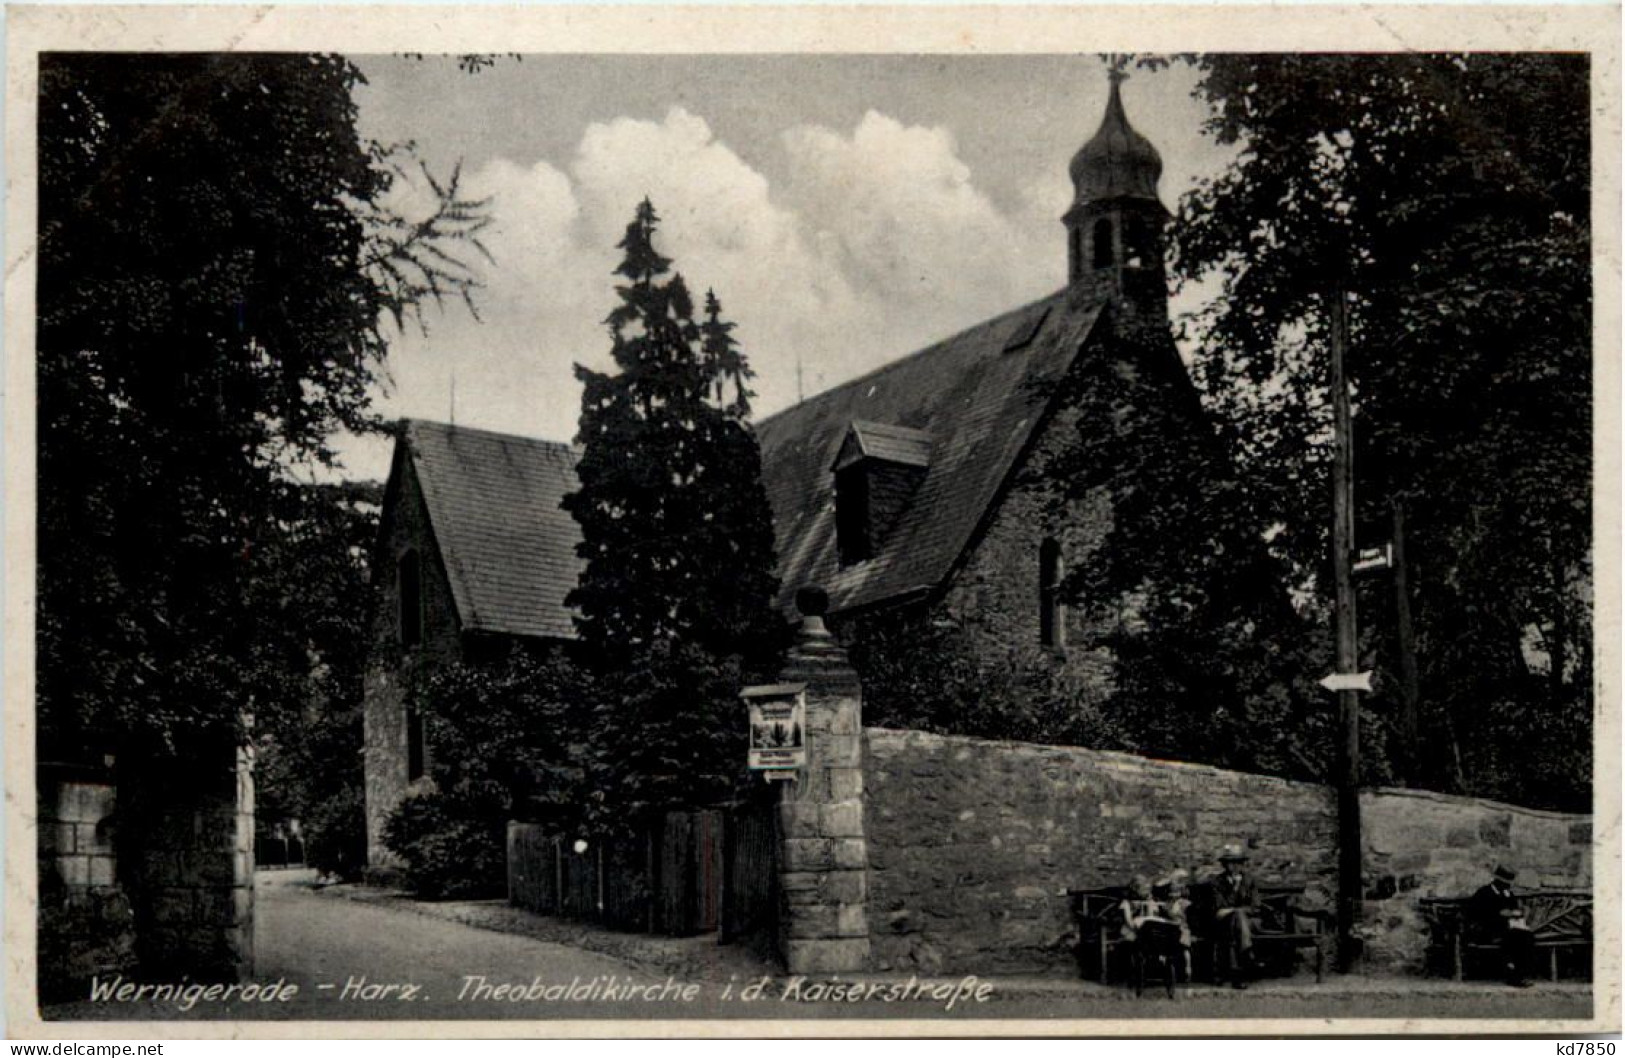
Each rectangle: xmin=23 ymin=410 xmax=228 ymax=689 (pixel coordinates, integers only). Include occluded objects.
xmin=1213 ymin=844 xmax=1259 ymax=988
xmin=1468 ymin=865 xmax=1536 ymax=986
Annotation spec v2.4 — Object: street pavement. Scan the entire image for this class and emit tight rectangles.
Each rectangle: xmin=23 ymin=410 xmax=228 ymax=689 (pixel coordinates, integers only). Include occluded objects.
xmin=41 ymin=870 xmax=1596 ymax=1026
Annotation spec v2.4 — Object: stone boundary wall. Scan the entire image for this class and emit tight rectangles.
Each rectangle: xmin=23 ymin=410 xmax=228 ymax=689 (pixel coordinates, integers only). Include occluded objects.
xmin=863 ymin=727 xmax=1590 ymax=975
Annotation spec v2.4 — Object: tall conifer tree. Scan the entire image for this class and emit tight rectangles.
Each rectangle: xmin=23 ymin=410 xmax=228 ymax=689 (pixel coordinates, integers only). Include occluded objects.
xmin=564 ymin=200 xmax=781 ymax=826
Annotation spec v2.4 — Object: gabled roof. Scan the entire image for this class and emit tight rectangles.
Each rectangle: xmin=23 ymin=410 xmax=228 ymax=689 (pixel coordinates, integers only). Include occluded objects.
xmin=833 ymin=420 xmax=934 ymax=471
xmin=756 ymin=287 xmax=1104 ymax=616
xmin=399 ymin=419 xmax=581 ymax=640
xmin=387 ymin=286 xmax=1105 ymax=638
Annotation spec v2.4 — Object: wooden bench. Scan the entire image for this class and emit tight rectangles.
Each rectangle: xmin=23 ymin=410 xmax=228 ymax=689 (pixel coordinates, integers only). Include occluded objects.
xmin=1067 ymin=887 xmax=1134 ymax=985
xmin=1421 ymin=889 xmax=1592 ymax=982
xmin=1068 ymin=883 xmax=1330 ymax=986
xmin=1190 ymin=883 xmax=1331 ymax=984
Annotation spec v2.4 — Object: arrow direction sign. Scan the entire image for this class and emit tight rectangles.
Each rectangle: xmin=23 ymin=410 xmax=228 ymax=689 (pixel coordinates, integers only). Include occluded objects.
xmin=1320 ymin=671 xmax=1374 ymax=693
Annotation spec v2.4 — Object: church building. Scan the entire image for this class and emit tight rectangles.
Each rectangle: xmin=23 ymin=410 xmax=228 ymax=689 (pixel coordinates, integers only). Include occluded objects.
xmin=363 ymin=77 xmax=1228 ymax=866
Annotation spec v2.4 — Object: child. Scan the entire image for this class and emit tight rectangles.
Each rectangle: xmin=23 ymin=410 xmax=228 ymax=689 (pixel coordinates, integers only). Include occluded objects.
xmin=1119 ymin=874 xmax=1162 ymax=943
xmin=1155 ymin=870 xmax=1195 ymax=980
xmin=1123 ymin=874 xmax=1182 ymax=990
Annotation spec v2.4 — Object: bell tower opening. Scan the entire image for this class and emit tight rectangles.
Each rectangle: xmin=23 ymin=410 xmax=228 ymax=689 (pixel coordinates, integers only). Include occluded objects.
xmin=1092 ymin=218 xmax=1115 ymax=270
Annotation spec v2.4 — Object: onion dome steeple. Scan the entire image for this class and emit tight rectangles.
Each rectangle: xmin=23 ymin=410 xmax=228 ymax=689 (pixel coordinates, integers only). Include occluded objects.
xmin=1063 ymin=66 xmax=1170 ymax=321
xmin=1069 ymin=69 xmax=1165 ymax=205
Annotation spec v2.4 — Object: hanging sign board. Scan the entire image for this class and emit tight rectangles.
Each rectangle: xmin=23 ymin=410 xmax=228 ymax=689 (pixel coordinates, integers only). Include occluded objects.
xmin=742 ymin=683 xmax=807 ymax=771
xmin=1352 ymin=543 xmax=1393 ymax=576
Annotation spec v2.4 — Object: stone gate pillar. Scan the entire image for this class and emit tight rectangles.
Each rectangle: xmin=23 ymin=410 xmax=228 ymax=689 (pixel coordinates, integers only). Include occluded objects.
xmin=773 ymin=587 xmax=870 ymax=974
xmin=119 ymin=730 xmax=255 ymax=981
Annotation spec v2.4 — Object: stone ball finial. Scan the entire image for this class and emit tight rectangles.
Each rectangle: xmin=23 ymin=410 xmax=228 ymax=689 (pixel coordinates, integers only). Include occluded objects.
xmin=795 ymin=586 xmax=830 ymax=619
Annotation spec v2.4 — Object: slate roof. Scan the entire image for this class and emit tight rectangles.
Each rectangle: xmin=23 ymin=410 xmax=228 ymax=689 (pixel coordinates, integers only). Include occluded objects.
xmin=756 ymin=287 xmax=1103 ymax=616
xmin=394 ymin=286 xmax=1105 ymax=638
xmin=400 ymin=419 xmax=582 ymax=640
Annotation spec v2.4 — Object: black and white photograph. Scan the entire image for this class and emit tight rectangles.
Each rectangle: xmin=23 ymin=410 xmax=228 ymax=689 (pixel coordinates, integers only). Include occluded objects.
xmin=8 ymin=4 xmax=1618 ymax=1038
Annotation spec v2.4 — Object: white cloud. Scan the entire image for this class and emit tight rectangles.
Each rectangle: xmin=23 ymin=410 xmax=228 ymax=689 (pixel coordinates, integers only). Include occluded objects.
xmin=341 ymin=106 xmax=1065 ymax=479
xmin=781 ymin=111 xmax=1044 ymax=307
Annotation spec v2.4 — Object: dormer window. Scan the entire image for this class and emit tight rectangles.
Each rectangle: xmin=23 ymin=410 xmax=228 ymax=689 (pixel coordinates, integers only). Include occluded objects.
xmin=398 ymin=549 xmax=423 ymax=648
xmin=833 ymin=421 xmax=932 ymax=567
xmin=835 ymin=465 xmax=873 ymax=565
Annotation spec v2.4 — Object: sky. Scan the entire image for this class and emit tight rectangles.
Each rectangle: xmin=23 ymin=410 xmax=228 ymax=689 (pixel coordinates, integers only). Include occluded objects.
xmin=339 ymin=55 xmax=1239 ymax=480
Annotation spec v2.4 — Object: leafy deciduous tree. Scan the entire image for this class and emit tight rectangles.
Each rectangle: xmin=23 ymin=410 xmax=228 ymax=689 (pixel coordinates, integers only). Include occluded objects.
xmin=1166 ymin=53 xmax=1590 ymax=807
xmin=37 ymin=53 xmax=488 ymax=763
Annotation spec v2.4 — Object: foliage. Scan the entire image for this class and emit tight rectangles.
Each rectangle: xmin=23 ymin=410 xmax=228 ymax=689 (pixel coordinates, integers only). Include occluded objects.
xmin=580 ymin=644 xmax=751 ymax=837
xmin=38 ymin=888 xmax=136 ymax=1004
xmin=301 ymin=786 xmax=369 ymax=879
xmin=1019 ymin=321 xmax=1335 ymax=780
xmin=248 ymin=479 xmax=378 ymax=877
xmin=563 ymin=200 xmax=783 ymax=829
xmin=382 ymin=790 xmax=506 ymax=899
xmin=36 ymin=53 xmax=488 ymax=759
xmin=851 ymin=612 xmax=1127 ymax=750
xmin=380 ymin=645 xmax=588 ymax=894
xmin=1164 ymin=54 xmax=1591 ymax=807
xmin=412 ymin=645 xmax=589 ymax=832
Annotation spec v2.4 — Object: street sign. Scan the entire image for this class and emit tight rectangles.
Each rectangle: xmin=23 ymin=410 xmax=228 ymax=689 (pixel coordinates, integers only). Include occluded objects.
xmin=1352 ymin=543 xmax=1393 ymax=575
xmin=742 ymin=683 xmax=807 ymax=772
xmin=1319 ymin=671 xmax=1374 ymax=693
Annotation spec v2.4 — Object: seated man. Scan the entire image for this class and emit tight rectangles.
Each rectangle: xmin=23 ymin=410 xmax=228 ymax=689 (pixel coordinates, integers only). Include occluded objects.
xmin=1468 ymin=865 xmax=1537 ymax=987
xmin=1212 ymin=845 xmax=1258 ymax=988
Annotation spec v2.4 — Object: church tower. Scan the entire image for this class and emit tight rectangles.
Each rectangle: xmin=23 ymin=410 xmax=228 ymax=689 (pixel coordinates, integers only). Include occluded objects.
xmin=1064 ymin=70 xmax=1169 ymax=323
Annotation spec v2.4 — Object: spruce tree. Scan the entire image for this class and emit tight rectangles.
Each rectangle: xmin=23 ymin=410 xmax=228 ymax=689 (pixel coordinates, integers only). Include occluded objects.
xmin=564 ymin=200 xmax=781 ymax=827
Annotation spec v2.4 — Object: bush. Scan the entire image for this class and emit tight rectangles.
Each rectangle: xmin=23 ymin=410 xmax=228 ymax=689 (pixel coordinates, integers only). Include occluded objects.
xmin=38 ymin=887 xmax=136 ymax=1004
xmin=382 ymin=791 xmax=506 ymax=899
xmin=304 ymin=785 xmax=367 ymax=880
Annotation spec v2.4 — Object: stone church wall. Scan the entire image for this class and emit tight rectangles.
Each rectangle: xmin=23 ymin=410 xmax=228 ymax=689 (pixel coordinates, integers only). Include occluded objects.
xmin=363 ymin=457 xmax=465 ymax=869
xmin=839 ymin=332 xmax=1193 ymax=718
xmin=862 ymin=727 xmax=1590 ymax=975
xmin=936 ymin=398 xmax=1118 ymax=685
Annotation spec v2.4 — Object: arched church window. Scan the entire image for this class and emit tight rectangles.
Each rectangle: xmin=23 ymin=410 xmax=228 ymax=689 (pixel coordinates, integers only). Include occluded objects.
xmin=1040 ymin=538 xmax=1065 ymax=648
xmin=399 ymin=549 xmax=423 ymax=648
xmin=407 ymin=708 xmax=425 ymax=781
xmin=1092 ymin=218 xmax=1114 ymax=269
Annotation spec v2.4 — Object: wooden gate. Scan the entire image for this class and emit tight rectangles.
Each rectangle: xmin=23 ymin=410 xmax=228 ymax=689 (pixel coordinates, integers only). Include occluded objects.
xmin=720 ymin=796 xmax=779 ymax=952
xmin=507 ymin=806 xmax=769 ymax=941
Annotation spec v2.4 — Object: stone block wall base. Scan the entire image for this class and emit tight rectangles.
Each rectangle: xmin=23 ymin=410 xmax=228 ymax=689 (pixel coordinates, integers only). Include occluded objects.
xmin=785 ymin=938 xmax=872 ymax=975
